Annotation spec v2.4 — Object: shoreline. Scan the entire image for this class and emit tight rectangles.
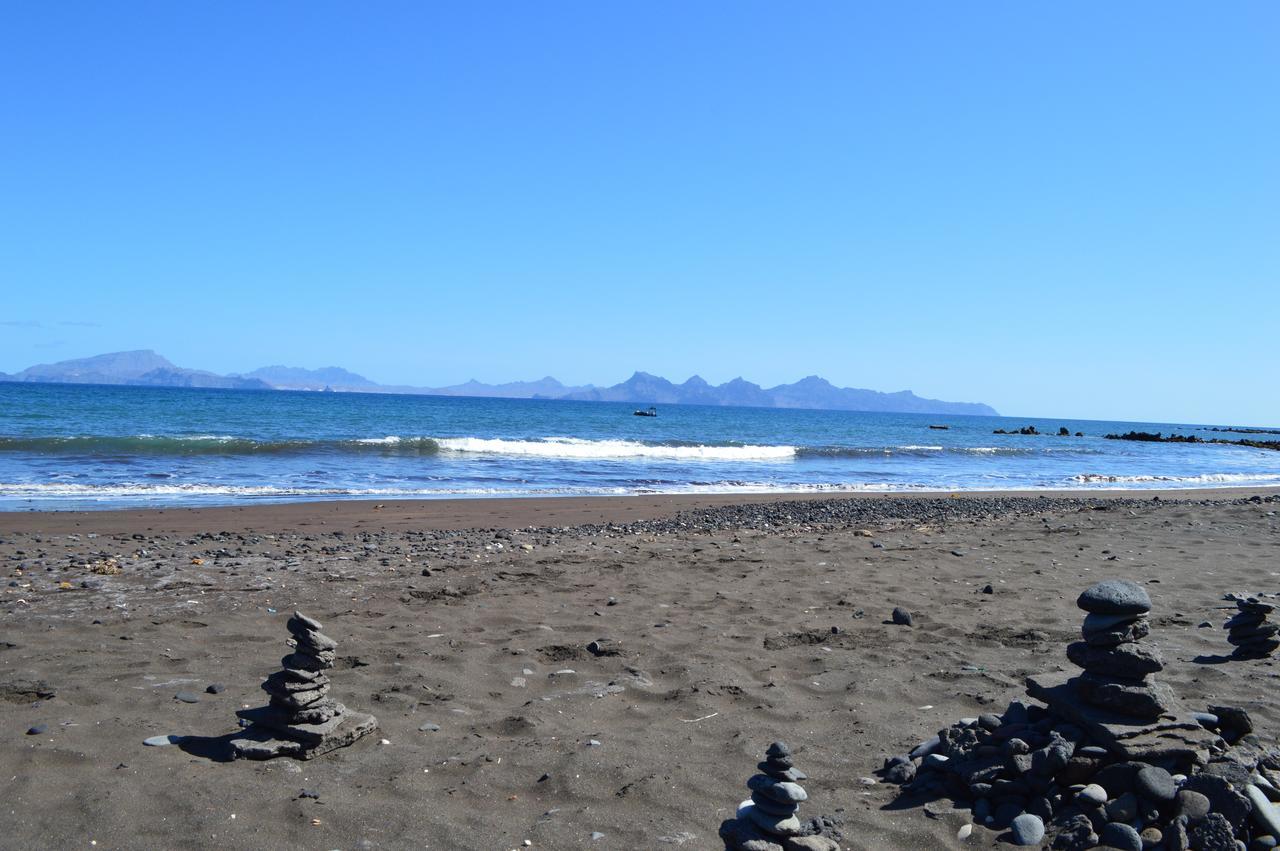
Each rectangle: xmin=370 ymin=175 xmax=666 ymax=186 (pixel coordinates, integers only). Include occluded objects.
xmin=1 ymin=485 xmax=1275 ymax=536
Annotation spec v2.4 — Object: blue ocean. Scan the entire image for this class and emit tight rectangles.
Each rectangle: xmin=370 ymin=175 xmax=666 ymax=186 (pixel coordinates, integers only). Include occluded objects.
xmin=1 ymin=382 xmax=1278 ymax=510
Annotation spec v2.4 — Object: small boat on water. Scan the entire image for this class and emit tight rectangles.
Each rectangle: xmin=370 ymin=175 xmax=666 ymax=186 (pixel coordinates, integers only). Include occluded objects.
xmin=634 ymin=406 xmax=657 ymax=417
xmin=928 ymin=424 xmax=949 ymax=430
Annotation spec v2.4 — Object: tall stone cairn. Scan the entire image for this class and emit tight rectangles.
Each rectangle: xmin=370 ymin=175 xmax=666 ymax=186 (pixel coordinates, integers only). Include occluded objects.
xmin=1225 ymin=596 xmax=1280 ymax=659
xmin=1066 ymin=580 xmax=1173 ymax=720
xmin=230 ymin=611 xmax=377 ymax=760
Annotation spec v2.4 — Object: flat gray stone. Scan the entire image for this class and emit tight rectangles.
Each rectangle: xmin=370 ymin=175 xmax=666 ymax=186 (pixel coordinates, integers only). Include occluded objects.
xmin=1067 ymin=641 xmax=1164 ymax=678
xmin=232 ymin=710 xmax=377 ymax=760
xmin=237 ymin=703 xmax=355 ymax=744
xmin=1082 ymin=613 xmax=1151 ymax=647
xmin=1077 ymin=580 xmax=1151 ymax=615
xmin=1077 ymin=673 xmax=1174 ymax=720
xmin=747 ymin=774 xmax=808 ymax=803
xmin=143 ymin=734 xmax=185 ymax=747
xmin=746 ymin=805 xmax=802 ymax=837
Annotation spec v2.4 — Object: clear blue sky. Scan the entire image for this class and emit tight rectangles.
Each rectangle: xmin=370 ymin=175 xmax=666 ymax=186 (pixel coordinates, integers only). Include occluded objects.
xmin=1 ymin=2 xmax=1276 ymax=424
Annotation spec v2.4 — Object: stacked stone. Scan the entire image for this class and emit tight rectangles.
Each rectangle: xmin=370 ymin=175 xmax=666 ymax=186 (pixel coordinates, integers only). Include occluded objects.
xmin=719 ymin=742 xmax=838 ymax=851
xmin=231 ymin=611 xmax=377 ymax=760
xmin=264 ymin=612 xmax=341 ymax=721
xmin=1066 ymin=580 xmax=1173 ymax=720
xmin=1225 ymin=597 xmax=1279 ymax=659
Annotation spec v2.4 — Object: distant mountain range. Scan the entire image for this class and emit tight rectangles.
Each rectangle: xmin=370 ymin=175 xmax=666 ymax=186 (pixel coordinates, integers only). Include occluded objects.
xmin=0 ymin=350 xmax=997 ymax=415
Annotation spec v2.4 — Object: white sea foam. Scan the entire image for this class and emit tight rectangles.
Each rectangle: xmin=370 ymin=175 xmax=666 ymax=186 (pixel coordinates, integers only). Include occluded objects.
xmin=432 ymin=436 xmax=797 ymax=461
xmin=1069 ymin=472 xmax=1280 ymax=485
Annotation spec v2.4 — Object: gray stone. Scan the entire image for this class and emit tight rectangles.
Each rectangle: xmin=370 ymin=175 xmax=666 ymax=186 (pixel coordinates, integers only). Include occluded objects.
xmin=1077 ymin=580 xmax=1151 ymax=615
xmin=783 ymin=837 xmax=839 ymax=851
xmin=418 ymin=722 xmax=440 ymax=732
xmin=1183 ymin=774 xmax=1253 ymax=832
xmin=891 ymin=607 xmax=913 ymax=626
xmin=1107 ymin=791 xmax=1139 ymax=822
xmin=1189 ymin=812 xmax=1236 ymax=851
xmin=264 ymin=671 xmax=330 ymax=694
xmin=1135 ymin=765 xmax=1177 ymax=803
xmin=267 ymin=682 xmax=331 ymax=709
xmin=281 ymin=650 xmax=335 ymax=672
xmin=290 ymin=611 xmax=324 ymax=631
xmin=294 ymin=630 xmax=338 ymax=654
xmin=1177 ymin=789 xmax=1211 ymax=821
xmin=749 ymin=791 xmax=799 ymax=817
xmin=747 ymin=774 xmax=808 ymax=803
xmin=232 ymin=710 xmax=377 ymax=760
xmin=291 ymin=698 xmax=343 ymax=724
xmin=1053 ymin=813 xmax=1097 ymax=851
xmin=719 ymin=818 xmax=784 ymax=851
xmin=1067 ymin=641 xmax=1165 ymax=678
xmin=1010 ymin=813 xmax=1045 ymax=846
xmin=1246 ymin=785 xmax=1280 ymax=841
xmin=26 ymin=723 xmax=48 ymax=735
xmin=759 ymin=761 xmax=806 ymax=782
xmin=1078 ymin=784 xmax=1108 ymax=806
xmin=747 ymin=805 xmax=802 ymax=837
xmin=205 ymin=683 xmax=225 ymax=694
xmin=1208 ymin=705 xmax=1254 ymax=736
xmin=143 ymin=734 xmax=184 ymax=746
xmin=174 ymin=691 xmax=201 ymax=704
xmin=1082 ymin=612 xmax=1152 ymax=647
xmin=1077 ymin=674 xmax=1174 ymax=720
xmin=1140 ymin=827 xmax=1162 ymax=849
xmin=1098 ymin=821 xmax=1143 ymax=851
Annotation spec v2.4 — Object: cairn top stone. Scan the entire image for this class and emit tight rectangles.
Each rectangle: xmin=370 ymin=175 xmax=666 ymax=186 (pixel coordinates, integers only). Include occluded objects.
xmin=766 ymin=741 xmax=791 ymax=758
xmin=291 ymin=611 xmax=323 ymax=631
xmin=1077 ymin=580 xmax=1151 ymax=616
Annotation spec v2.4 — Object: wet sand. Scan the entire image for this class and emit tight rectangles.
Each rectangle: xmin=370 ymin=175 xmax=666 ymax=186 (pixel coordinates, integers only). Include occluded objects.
xmin=1 ymin=488 xmax=1278 ymax=849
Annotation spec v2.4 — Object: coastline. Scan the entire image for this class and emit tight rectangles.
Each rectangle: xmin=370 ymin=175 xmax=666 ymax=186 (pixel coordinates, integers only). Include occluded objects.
xmin=1 ymin=485 xmax=1276 ymax=536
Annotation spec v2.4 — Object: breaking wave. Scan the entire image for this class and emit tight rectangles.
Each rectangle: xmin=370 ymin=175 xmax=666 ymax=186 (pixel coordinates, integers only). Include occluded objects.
xmin=1069 ymin=472 xmax=1280 ymax=486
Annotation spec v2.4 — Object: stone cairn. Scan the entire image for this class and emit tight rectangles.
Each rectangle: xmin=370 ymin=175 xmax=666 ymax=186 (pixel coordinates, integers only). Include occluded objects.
xmin=230 ymin=611 xmax=377 ymax=760
xmin=1066 ymin=579 xmax=1173 ymax=720
xmin=1226 ymin=596 xmax=1279 ymax=659
xmin=879 ymin=580 xmax=1280 ymax=849
xmin=719 ymin=742 xmax=840 ymax=851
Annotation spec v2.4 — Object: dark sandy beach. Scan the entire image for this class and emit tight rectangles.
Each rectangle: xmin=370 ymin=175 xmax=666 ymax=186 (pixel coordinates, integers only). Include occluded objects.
xmin=2 ymin=489 xmax=1278 ymax=849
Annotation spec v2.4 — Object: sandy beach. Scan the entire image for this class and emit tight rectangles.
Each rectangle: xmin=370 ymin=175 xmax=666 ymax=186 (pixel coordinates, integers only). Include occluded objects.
xmin=2 ymin=488 xmax=1278 ymax=850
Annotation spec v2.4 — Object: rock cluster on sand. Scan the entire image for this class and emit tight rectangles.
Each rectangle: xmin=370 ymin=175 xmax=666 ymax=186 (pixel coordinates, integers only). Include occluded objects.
xmin=719 ymin=742 xmax=840 ymax=851
xmin=1225 ymin=597 xmax=1279 ymax=659
xmin=1066 ymin=580 xmax=1173 ymax=720
xmin=882 ymin=579 xmax=1280 ymax=850
xmin=230 ymin=612 xmax=377 ymax=760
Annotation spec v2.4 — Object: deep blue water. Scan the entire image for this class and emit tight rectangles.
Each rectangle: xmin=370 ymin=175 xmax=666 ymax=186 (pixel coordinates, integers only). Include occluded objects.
xmin=1 ymin=382 xmax=1278 ymax=509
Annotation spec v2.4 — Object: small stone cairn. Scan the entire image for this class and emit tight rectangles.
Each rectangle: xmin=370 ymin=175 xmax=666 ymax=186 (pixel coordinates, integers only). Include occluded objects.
xmin=719 ymin=742 xmax=840 ymax=851
xmin=230 ymin=611 xmax=377 ymax=760
xmin=1066 ymin=579 xmax=1173 ymax=720
xmin=1226 ymin=596 xmax=1279 ymax=659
